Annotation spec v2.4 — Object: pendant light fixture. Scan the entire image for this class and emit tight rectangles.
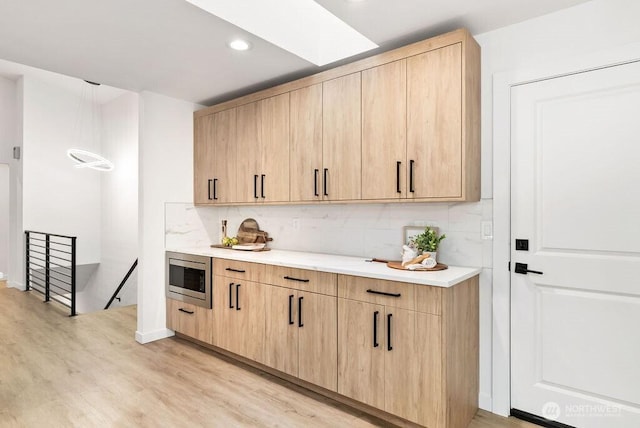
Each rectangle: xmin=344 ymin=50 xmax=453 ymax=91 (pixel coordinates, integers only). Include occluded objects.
xmin=66 ymin=80 xmax=114 ymax=171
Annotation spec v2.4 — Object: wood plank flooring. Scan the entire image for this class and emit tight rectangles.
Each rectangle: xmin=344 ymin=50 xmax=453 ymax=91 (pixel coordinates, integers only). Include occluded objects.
xmin=0 ymin=286 xmax=535 ymax=427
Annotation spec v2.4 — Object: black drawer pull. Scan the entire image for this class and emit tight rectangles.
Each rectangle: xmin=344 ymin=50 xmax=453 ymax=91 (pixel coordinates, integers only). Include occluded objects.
xmin=228 ymin=282 xmax=234 ymax=309
xmin=288 ymin=294 xmax=294 ymax=325
xmin=207 ymin=179 xmax=213 ymax=200
xmin=396 ymin=161 xmax=402 ymax=194
xmin=236 ymin=283 xmax=241 ymax=311
xmin=283 ymin=275 xmax=310 ymax=283
xmin=323 ymin=168 xmax=329 ymax=196
xmin=213 ymin=178 xmax=218 ymax=200
xmin=373 ymin=310 xmax=379 ymax=348
xmin=225 ymin=268 xmax=246 ymax=273
xmin=178 ymin=308 xmax=194 ymax=315
xmin=254 ymin=174 xmax=258 ymax=199
xmin=261 ymin=174 xmax=265 ymax=199
xmin=366 ymin=289 xmax=401 ymax=298
xmin=387 ymin=313 xmax=393 ymax=351
xmin=409 ymin=159 xmax=415 ymax=193
xmin=314 ymin=169 xmax=319 ymax=196
xmin=298 ymin=296 xmax=304 ymax=327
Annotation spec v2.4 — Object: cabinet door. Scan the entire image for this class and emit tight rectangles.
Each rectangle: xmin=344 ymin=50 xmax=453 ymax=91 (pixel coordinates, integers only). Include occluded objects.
xmin=407 ymin=43 xmax=462 ymax=199
xmin=211 ymin=108 xmax=237 ymax=204
xmin=298 ymin=291 xmax=338 ymax=392
xmin=337 ymin=298 xmax=384 ymax=408
xmin=230 ymin=280 xmax=266 ymax=364
xmin=193 ymin=114 xmax=215 ymax=205
xmin=323 ymin=73 xmax=362 ymax=201
xmin=259 ymin=94 xmax=290 ymax=202
xmin=384 ymin=308 xmax=442 ymax=427
xmin=212 ymin=276 xmax=237 ymax=350
xmin=290 ymin=84 xmax=323 ymax=202
xmin=362 ymin=60 xmax=407 ymax=200
xmin=236 ymin=101 xmax=262 ymax=203
xmin=264 ymin=285 xmax=299 ymax=377
xmin=166 ymin=299 xmax=213 ymax=344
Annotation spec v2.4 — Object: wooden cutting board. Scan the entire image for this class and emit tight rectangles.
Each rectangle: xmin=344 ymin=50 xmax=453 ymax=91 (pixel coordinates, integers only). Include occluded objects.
xmin=386 ymin=261 xmax=448 ymax=271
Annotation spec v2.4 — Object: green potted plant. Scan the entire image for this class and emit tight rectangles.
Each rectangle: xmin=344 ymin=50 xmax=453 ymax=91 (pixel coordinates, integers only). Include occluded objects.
xmin=410 ymin=226 xmax=446 ymax=262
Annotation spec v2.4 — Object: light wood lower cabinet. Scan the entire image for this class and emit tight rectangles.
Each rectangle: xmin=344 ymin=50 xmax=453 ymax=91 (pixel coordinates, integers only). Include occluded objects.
xmin=212 ymin=276 xmax=265 ymax=364
xmin=265 ymin=284 xmax=338 ymax=392
xmin=170 ymin=262 xmax=478 ymax=428
xmin=166 ymin=299 xmax=213 ymax=344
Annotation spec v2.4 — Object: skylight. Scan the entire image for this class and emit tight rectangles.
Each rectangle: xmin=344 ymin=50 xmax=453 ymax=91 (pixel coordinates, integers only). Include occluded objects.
xmin=184 ymin=0 xmax=378 ymax=66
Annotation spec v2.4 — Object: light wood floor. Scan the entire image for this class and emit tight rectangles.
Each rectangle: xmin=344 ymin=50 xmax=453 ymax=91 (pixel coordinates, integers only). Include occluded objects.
xmin=0 ymin=286 xmax=535 ymax=427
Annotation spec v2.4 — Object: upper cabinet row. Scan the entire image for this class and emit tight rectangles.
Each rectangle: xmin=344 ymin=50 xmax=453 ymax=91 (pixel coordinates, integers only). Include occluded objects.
xmin=194 ymin=29 xmax=480 ymax=206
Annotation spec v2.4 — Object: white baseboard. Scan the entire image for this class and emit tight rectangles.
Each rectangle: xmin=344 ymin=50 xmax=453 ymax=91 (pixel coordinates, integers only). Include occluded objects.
xmin=479 ymin=392 xmax=493 ymax=412
xmin=135 ymin=328 xmax=175 ymax=344
xmin=8 ymin=281 xmax=25 ymax=291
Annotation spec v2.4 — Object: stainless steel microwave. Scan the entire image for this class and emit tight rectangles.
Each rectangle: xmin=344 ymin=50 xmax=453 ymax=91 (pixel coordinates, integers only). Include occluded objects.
xmin=166 ymin=251 xmax=212 ymax=308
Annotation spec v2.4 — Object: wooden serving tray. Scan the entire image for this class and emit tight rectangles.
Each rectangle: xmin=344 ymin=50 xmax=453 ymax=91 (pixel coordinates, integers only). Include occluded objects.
xmin=386 ymin=261 xmax=448 ymax=271
xmin=210 ymin=244 xmax=271 ymax=252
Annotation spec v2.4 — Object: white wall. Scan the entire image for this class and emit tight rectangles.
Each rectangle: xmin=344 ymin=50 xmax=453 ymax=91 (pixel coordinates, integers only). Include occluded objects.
xmin=136 ymin=91 xmax=202 ymax=343
xmin=473 ymin=0 xmax=640 ymax=414
xmin=0 ymin=164 xmax=8 ymax=277
xmin=21 ymin=76 xmax=101 ymax=265
xmin=0 ymin=75 xmax=22 ymax=288
xmin=79 ymin=92 xmax=139 ymax=311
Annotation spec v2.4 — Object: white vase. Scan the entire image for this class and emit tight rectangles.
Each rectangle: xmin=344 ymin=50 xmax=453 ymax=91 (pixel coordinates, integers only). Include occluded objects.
xmin=422 ymin=251 xmax=437 ymax=263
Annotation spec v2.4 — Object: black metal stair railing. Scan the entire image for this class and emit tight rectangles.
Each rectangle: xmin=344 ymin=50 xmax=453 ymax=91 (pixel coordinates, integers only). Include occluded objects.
xmin=25 ymin=230 xmax=77 ymax=316
xmin=104 ymin=258 xmax=138 ymax=310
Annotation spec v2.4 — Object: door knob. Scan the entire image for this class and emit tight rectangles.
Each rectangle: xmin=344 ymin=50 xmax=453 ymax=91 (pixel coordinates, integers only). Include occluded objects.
xmin=514 ymin=262 xmax=543 ymax=275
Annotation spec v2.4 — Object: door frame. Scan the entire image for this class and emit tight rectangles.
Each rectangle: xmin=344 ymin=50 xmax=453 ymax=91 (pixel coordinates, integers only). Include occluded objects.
xmin=491 ymin=41 xmax=640 ymax=416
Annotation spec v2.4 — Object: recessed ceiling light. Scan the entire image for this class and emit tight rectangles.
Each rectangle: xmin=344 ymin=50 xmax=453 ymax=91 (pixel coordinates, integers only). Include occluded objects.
xmin=228 ymin=39 xmax=251 ymax=51
xmin=184 ymin=0 xmax=378 ymax=66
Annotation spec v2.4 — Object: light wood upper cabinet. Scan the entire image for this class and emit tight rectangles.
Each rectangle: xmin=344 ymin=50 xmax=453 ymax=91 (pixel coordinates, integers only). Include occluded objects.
xmin=194 ymin=29 xmax=480 ymax=205
xmin=322 ymin=73 xmax=362 ymax=201
xmin=290 ymin=84 xmax=323 ymax=202
xmin=260 ymin=94 xmax=290 ymax=202
xmin=236 ymin=94 xmax=290 ymax=203
xmin=362 ymin=60 xmax=407 ymax=200
xmin=407 ymin=43 xmax=464 ymax=199
xmin=193 ymin=108 xmax=237 ymax=204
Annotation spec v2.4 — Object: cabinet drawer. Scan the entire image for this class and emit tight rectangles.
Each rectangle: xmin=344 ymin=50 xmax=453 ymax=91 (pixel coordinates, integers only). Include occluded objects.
xmin=338 ymin=275 xmax=441 ymax=315
xmin=265 ymin=265 xmax=337 ymax=296
xmin=166 ymin=298 xmax=213 ymax=343
xmin=213 ymin=258 xmax=265 ymax=283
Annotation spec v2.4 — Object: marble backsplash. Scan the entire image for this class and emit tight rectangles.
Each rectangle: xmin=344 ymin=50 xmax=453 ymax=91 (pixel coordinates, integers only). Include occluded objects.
xmin=165 ymin=200 xmax=492 ymax=268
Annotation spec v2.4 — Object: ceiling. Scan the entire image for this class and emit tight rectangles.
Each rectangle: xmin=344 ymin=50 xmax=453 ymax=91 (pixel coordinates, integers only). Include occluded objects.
xmin=0 ymin=0 xmax=593 ymax=106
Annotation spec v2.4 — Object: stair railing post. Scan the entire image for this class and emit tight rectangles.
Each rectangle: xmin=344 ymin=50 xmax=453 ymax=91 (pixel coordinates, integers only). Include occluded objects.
xmin=25 ymin=231 xmax=30 ymax=291
xmin=45 ymin=234 xmax=50 ymax=302
xmin=70 ymin=237 xmax=77 ymax=317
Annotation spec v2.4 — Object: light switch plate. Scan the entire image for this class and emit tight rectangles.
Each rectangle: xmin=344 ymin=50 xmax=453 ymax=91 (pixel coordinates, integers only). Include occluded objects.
xmin=481 ymin=221 xmax=493 ymax=240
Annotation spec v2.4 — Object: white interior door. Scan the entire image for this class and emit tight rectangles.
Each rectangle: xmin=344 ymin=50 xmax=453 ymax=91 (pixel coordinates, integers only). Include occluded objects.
xmin=511 ymin=61 xmax=640 ymax=427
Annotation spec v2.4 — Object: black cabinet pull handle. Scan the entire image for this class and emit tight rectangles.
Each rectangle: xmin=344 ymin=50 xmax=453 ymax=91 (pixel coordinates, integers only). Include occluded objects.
xmin=396 ymin=161 xmax=402 ymax=194
xmin=366 ymin=289 xmax=401 ymax=298
xmin=283 ymin=276 xmax=310 ymax=283
xmin=261 ymin=174 xmax=265 ymax=198
xmin=514 ymin=262 xmax=543 ymax=275
xmin=253 ymin=174 xmax=258 ymax=199
xmin=228 ymin=282 xmax=234 ymax=309
xmin=213 ymin=178 xmax=218 ymax=200
xmin=225 ymin=268 xmax=246 ymax=273
xmin=323 ymin=168 xmax=329 ymax=196
xmin=288 ymin=294 xmax=294 ymax=325
xmin=298 ymin=296 xmax=304 ymax=327
xmin=409 ymin=160 xmax=415 ymax=193
xmin=314 ymin=169 xmax=319 ymax=197
xmin=387 ymin=313 xmax=393 ymax=351
xmin=373 ymin=310 xmax=379 ymax=348
xmin=178 ymin=308 xmax=194 ymax=315
xmin=207 ymin=179 xmax=213 ymax=200
xmin=236 ymin=283 xmax=241 ymax=311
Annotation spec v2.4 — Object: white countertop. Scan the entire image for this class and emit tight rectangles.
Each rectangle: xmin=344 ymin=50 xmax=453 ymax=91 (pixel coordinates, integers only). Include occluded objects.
xmin=167 ymin=247 xmax=481 ymax=288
